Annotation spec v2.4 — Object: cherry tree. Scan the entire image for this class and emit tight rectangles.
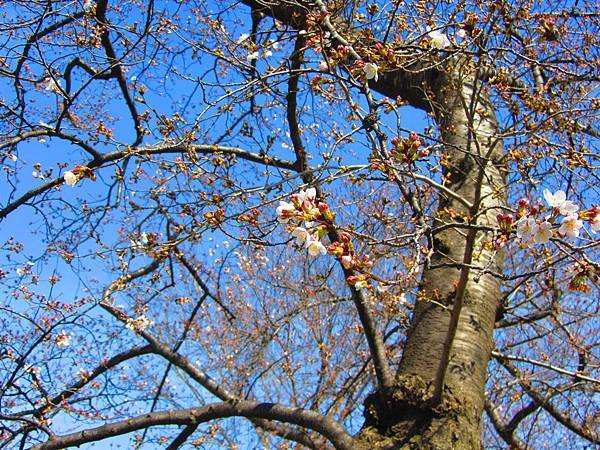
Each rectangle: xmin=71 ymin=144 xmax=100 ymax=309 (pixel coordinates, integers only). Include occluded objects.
xmin=0 ymin=0 xmax=598 ymax=449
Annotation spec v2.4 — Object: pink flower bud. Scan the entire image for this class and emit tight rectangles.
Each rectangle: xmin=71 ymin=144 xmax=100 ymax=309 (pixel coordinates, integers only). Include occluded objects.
xmin=340 ymin=254 xmax=354 ymax=269
xmin=339 ymin=231 xmax=351 ymax=242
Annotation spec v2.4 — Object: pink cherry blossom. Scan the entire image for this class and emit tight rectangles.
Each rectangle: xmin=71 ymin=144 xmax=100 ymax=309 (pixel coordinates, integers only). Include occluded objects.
xmin=340 ymin=254 xmax=353 ymax=269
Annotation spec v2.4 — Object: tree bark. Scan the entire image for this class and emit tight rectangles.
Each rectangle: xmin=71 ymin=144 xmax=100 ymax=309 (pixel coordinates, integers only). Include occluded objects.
xmin=362 ymin=64 xmax=506 ymax=449
xmin=241 ymin=2 xmax=506 ymax=448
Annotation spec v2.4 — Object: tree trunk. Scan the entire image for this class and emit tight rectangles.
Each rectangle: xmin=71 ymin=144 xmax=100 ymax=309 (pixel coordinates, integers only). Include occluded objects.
xmin=240 ymin=3 xmax=507 ymax=448
xmin=361 ymin=65 xmax=506 ymax=449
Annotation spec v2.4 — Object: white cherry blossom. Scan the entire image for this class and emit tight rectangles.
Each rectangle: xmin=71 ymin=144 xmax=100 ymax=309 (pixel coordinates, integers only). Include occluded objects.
xmin=363 ymin=63 xmax=379 ymax=82
xmin=543 ymin=189 xmax=579 ymax=216
xmin=291 ymin=227 xmax=309 ymax=246
xmin=296 ymin=187 xmax=316 ymax=207
xmin=63 ymin=171 xmax=78 ymax=186
xmin=55 ymin=331 xmax=71 ymax=347
xmin=306 ymin=237 xmax=327 ymax=256
xmin=535 ymin=221 xmax=553 ymax=244
xmin=45 ymin=78 xmax=62 ymax=93
xmin=276 ymin=200 xmax=295 ymax=223
xmin=559 ymin=214 xmax=583 ymax=238
xmin=354 ymin=279 xmax=368 ymax=290
xmin=125 ymin=315 xmax=153 ymax=333
xmin=428 ymin=29 xmax=451 ymax=49
xmin=516 ymin=216 xmax=538 ymax=245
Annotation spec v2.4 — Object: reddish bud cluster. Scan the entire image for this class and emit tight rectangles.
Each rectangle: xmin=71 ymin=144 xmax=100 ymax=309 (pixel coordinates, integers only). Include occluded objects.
xmin=330 ymin=45 xmax=351 ymax=62
xmin=203 ymin=207 xmax=225 ymax=227
xmin=495 ymin=213 xmax=514 ymax=249
xmin=539 ymin=17 xmax=559 ymax=42
xmin=305 ymin=11 xmax=328 ymax=30
xmin=346 ymin=273 xmax=369 ymax=289
xmin=390 ymin=132 xmax=428 ymax=163
xmin=496 ymin=213 xmax=514 ymax=233
xmin=568 ymin=263 xmax=597 ymax=293
xmin=69 ymin=165 xmax=97 ymax=181
xmin=516 ymin=198 xmax=530 ymax=218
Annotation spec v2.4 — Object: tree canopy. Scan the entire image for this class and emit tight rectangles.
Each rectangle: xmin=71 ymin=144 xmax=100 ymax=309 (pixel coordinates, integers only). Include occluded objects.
xmin=0 ymin=1 xmax=598 ymax=449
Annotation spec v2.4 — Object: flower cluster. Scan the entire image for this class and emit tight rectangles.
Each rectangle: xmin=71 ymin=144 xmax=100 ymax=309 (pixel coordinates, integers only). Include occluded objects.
xmin=125 ymin=315 xmax=153 ymax=333
xmin=236 ymin=33 xmax=278 ymax=62
xmin=509 ymin=189 xmax=597 ymax=248
xmin=276 ymin=188 xmax=374 ymax=289
xmin=276 ymin=188 xmax=329 ymax=256
xmin=55 ymin=330 xmax=71 ymax=347
xmin=516 ymin=215 xmax=554 ymax=245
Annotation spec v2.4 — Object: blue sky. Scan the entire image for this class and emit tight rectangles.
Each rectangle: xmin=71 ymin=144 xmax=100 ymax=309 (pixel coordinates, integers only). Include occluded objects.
xmin=0 ymin=1 xmax=598 ymax=448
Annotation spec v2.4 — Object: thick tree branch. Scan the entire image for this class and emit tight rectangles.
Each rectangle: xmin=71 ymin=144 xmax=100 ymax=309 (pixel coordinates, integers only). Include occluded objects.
xmin=239 ymin=0 xmax=441 ymax=112
xmin=32 ymin=400 xmax=358 ymax=450
xmin=27 ymin=345 xmax=153 ymax=418
xmin=0 ymin=142 xmax=295 ymax=221
xmin=99 ymin=260 xmax=326 ymax=449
